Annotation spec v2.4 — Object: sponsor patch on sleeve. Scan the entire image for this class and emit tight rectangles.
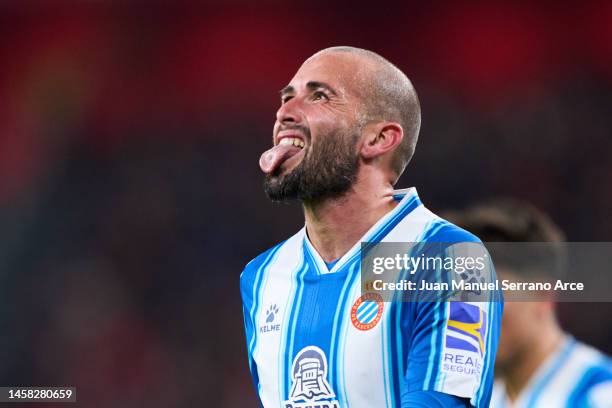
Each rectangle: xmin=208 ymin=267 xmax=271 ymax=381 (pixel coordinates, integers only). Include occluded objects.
xmin=442 ymin=302 xmax=487 ymax=378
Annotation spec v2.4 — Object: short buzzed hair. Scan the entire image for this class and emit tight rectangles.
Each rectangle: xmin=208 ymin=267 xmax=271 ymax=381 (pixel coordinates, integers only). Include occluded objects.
xmin=313 ymin=46 xmax=421 ymax=182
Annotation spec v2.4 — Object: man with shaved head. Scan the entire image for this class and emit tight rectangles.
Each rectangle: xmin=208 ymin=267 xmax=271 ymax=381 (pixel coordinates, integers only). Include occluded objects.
xmin=240 ymin=47 xmax=502 ymax=407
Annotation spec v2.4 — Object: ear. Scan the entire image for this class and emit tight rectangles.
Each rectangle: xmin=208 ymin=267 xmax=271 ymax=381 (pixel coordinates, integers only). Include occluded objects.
xmin=360 ymin=122 xmax=404 ymax=160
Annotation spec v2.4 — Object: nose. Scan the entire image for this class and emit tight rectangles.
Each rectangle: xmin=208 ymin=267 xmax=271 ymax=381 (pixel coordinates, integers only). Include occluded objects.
xmin=276 ymin=97 xmax=302 ymax=126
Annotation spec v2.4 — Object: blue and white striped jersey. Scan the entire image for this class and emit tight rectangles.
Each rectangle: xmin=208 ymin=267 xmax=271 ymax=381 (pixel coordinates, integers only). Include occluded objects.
xmin=240 ymin=188 xmax=502 ymax=407
xmin=491 ymin=336 xmax=612 ymax=408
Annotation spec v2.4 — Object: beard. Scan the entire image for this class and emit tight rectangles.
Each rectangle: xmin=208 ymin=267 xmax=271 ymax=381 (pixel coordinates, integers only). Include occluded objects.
xmin=263 ymin=123 xmax=361 ymax=202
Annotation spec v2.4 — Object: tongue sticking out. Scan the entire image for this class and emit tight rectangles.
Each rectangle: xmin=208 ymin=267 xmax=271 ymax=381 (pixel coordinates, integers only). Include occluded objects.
xmin=259 ymin=144 xmax=302 ymax=174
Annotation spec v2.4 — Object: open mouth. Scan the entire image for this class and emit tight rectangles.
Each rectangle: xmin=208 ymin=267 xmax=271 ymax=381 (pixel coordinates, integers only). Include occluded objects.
xmin=275 ymin=136 xmax=307 ymax=171
xmin=278 ymin=136 xmax=305 ymax=149
xmin=259 ymin=135 xmax=307 ymax=174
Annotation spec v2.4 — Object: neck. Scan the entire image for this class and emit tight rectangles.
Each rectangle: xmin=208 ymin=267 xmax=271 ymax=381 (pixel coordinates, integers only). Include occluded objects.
xmin=501 ymin=321 xmax=564 ymax=403
xmin=303 ymin=174 xmax=397 ymax=262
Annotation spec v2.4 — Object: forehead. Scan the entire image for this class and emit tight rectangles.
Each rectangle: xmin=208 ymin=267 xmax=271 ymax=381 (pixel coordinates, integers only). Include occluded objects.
xmin=287 ymin=52 xmax=372 ymax=97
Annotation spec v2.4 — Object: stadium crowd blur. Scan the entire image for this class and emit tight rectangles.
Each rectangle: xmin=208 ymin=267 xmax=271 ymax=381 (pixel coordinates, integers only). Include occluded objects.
xmin=1 ymin=2 xmax=611 ymax=407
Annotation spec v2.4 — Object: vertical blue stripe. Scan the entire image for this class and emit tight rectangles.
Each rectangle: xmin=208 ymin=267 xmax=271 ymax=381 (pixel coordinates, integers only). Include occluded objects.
xmin=475 ymin=290 xmax=497 ymax=406
xmin=286 ymin=245 xmax=348 ymax=404
xmin=277 ymin=255 xmax=305 ymax=403
xmin=423 ymin=300 xmax=441 ymax=390
xmin=248 ymin=244 xmax=284 ymax=357
xmin=425 ymin=256 xmax=445 ymax=391
xmin=433 ymin=301 xmax=449 ymax=390
xmin=386 ymin=296 xmax=402 ymax=407
xmin=381 ymin=310 xmax=393 ymax=407
xmin=566 ymin=364 xmax=611 ymax=407
xmin=393 ymin=282 xmax=406 ymax=406
xmin=395 ymin=221 xmax=432 ymax=403
xmin=420 ymin=227 xmax=443 ymax=391
xmin=339 ymin=262 xmax=361 ymax=407
xmin=335 ymin=193 xmax=421 ymax=276
xmin=283 ymin=260 xmax=310 ymax=396
xmin=329 ymin=261 xmax=359 ymax=407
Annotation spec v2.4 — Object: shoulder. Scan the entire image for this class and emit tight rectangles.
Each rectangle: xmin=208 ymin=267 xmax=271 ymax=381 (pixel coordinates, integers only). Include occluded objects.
xmin=574 ymin=341 xmax=612 ymax=382
xmin=388 ymin=201 xmax=482 ymax=245
xmin=240 ymin=240 xmax=286 ymax=285
xmin=239 ymin=240 xmax=287 ymax=306
xmin=239 ymin=229 xmax=304 ymax=287
xmin=579 ymin=360 xmax=612 ymax=408
xmin=570 ymin=341 xmax=612 ymax=406
xmin=421 ymin=208 xmax=482 ymax=244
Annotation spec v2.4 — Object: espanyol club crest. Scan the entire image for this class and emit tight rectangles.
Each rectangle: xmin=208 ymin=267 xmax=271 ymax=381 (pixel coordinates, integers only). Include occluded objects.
xmin=350 ymin=293 xmax=384 ymax=331
xmin=283 ymin=346 xmax=340 ymax=408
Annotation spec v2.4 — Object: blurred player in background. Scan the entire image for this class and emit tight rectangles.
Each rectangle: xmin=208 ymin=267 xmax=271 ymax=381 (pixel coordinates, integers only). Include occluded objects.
xmin=446 ymin=200 xmax=612 ymax=407
xmin=240 ymin=46 xmax=502 ymax=407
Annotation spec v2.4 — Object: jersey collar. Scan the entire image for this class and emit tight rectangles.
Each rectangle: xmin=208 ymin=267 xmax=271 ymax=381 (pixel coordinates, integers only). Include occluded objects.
xmin=302 ymin=187 xmax=422 ymax=275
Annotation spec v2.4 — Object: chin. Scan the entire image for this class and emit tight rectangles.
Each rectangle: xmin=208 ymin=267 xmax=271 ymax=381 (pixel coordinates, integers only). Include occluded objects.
xmin=274 ymin=163 xmax=301 ymax=180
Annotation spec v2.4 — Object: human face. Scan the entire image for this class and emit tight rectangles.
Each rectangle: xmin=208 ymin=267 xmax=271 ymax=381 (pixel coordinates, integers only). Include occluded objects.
xmin=494 ymin=268 xmax=549 ymax=373
xmin=261 ymin=52 xmax=368 ymax=202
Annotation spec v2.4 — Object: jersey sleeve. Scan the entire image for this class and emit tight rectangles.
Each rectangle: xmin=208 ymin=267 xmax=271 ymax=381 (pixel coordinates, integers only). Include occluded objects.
xmin=239 ymin=241 xmax=287 ymax=406
xmin=242 ymin=302 xmax=260 ymax=395
xmin=240 ymin=258 xmax=263 ymax=399
xmin=401 ymin=390 xmax=470 ymax=407
xmin=402 ymin=231 xmax=503 ymax=408
xmin=572 ymin=364 xmax=612 ymax=408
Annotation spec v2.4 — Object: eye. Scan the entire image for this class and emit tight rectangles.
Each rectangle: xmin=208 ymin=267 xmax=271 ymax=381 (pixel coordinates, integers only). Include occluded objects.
xmin=312 ymin=91 xmax=329 ymax=101
xmin=281 ymin=95 xmax=294 ymax=104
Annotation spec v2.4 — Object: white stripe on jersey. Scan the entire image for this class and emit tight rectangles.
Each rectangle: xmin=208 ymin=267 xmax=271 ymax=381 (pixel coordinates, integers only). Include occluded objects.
xmin=491 ymin=336 xmax=612 ymax=408
xmin=539 ymin=341 xmax=603 ymax=407
xmin=252 ymin=232 xmax=303 ymax=408
xmin=342 ymin=201 xmax=433 ymax=407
